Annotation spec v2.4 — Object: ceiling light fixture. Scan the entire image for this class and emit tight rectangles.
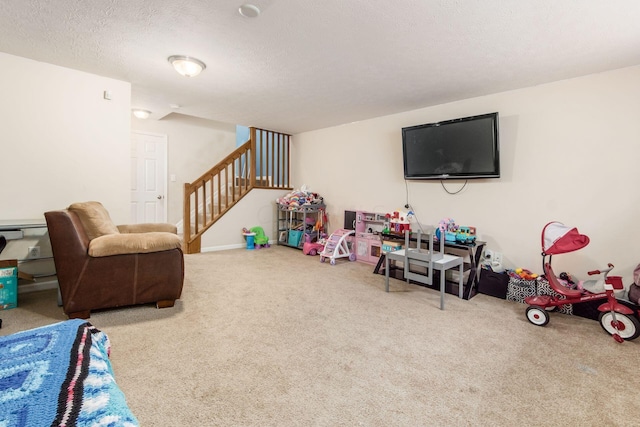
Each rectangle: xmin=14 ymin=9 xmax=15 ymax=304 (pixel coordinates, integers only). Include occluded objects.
xmin=168 ymin=55 xmax=206 ymax=77
xmin=238 ymin=4 xmax=260 ymax=18
xmin=132 ymin=109 xmax=151 ymax=119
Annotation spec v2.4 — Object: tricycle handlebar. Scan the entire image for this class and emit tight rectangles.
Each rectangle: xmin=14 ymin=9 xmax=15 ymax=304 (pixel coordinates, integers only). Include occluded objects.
xmin=588 ymin=263 xmax=615 ymax=276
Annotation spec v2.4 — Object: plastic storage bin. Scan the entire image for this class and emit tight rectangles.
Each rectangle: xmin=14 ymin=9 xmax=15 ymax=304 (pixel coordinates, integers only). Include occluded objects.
xmin=0 ymin=260 xmax=18 ymax=310
xmin=288 ymin=230 xmax=304 ymax=247
xmin=477 ymin=268 xmax=509 ymax=299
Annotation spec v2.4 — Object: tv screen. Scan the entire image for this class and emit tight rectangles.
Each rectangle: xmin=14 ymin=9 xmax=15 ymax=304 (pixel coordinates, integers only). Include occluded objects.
xmin=402 ymin=112 xmax=500 ymax=180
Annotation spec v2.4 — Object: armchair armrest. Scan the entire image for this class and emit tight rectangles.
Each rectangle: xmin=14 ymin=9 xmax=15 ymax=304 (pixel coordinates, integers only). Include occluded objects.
xmin=117 ymin=223 xmax=177 ymax=234
xmin=89 ymin=232 xmax=182 ymax=257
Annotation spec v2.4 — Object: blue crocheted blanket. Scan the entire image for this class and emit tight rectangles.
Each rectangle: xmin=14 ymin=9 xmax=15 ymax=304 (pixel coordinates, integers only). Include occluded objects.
xmin=0 ymin=319 xmax=139 ymax=426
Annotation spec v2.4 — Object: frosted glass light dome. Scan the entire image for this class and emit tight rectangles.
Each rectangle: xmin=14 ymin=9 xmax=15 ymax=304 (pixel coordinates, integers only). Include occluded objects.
xmin=168 ymin=56 xmax=206 ymax=77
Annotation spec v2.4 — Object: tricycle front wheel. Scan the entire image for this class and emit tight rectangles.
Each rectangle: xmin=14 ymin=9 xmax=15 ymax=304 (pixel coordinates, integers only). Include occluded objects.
xmin=598 ymin=312 xmax=640 ymax=341
xmin=526 ymin=305 xmax=550 ymax=326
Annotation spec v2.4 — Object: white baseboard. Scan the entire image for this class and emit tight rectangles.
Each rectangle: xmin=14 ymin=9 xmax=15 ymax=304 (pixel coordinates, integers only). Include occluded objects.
xmin=200 ymin=240 xmax=275 ymax=253
xmin=19 ymin=279 xmax=58 ymax=294
xmin=201 ymin=243 xmax=245 ymax=252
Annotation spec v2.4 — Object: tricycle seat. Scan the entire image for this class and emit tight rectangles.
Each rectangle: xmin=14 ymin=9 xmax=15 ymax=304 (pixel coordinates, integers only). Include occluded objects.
xmin=544 ymin=263 xmax=583 ymax=298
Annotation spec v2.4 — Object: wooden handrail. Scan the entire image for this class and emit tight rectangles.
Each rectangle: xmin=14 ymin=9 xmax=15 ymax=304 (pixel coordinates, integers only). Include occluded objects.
xmin=183 ymin=127 xmax=292 ymax=253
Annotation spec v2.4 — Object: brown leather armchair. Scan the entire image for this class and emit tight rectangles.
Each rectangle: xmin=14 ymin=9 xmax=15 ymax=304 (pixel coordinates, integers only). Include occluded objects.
xmin=45 ymin=202 xmax=184 ymax=319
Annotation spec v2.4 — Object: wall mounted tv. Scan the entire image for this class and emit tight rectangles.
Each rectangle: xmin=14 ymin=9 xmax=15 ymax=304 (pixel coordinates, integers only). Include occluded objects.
xmin=402 ymin=112 xmax=500 ymax=180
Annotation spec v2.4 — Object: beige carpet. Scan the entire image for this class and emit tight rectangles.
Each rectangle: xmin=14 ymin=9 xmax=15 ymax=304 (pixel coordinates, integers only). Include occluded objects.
xmin=2 ymin=246 xmax=639 ymax=426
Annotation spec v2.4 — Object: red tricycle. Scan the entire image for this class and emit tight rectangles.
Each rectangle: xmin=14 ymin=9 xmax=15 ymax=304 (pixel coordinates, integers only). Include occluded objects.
xmin=525 ymin=222 xmax=640 ymax=343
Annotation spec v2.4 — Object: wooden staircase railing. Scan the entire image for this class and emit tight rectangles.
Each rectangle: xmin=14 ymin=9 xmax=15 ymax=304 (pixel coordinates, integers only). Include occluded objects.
xmin=183 ymin=127 xmax=292 ymax=253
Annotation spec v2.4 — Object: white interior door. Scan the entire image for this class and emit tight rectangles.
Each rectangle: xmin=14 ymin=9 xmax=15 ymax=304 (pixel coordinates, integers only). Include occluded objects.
xmin=131 ymin=131 xmax=167 ymax=223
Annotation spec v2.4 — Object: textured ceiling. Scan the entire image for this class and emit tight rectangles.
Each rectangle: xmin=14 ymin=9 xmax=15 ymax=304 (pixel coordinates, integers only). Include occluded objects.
xmin=1 ymin=1 xmax=640 ymax=134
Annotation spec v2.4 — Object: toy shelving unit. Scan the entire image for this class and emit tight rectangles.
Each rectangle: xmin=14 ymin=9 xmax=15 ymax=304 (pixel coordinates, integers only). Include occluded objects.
xmin=277 ymin=203 xmax=326 ymax=249
xmin=320 ymin=228 xmax=356 ymax=265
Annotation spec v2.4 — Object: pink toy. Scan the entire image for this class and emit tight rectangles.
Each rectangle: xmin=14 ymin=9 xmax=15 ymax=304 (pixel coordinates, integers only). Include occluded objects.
xmin=320 ymin=229 xmax=356 ymax=265
xmin=385 ymin=210 xmax=412 ymax=234
xmin=303 ymin=241 xmax=325 ymax=256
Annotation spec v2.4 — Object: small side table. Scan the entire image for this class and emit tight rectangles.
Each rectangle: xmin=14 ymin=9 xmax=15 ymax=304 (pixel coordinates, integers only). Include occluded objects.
xmin=385 ymin=249 xmax=463 ymax=310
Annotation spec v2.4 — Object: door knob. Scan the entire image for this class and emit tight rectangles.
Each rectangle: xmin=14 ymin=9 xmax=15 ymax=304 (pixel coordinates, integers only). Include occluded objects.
xmin=157 ymin=195 xmax=163 ymax=200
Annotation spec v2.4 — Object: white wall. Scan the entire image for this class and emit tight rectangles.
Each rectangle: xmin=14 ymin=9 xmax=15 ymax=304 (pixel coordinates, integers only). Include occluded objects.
xmin=0 ymin=52 xmax=131 ymax=222
xmin=0 ymin=51 xmax=278 ymax=258
xmin=293 ymin=66 xmax=640 ymax=283
xmin=0 ymin=52 xmax=130 ymax=278
xmin=131 ymin=113 xmax=237 ymax=225
xmin=200 ymin=189 xmax=281 ymax=251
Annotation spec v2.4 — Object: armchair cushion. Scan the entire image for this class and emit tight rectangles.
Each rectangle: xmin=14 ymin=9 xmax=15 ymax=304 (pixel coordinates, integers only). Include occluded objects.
xmin=117 ymin=223 xmax=177 ymax=234
xmin=68 ymin=201 xmax=119 ymax=240
xmin=89 ymin=232 xmax=182 ymax=257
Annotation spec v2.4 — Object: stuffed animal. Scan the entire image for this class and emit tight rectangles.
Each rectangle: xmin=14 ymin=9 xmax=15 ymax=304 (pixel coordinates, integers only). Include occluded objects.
xmin=629 ymin=263 xmax=640 ymax=304
xmin=276 ymin=187 xmax=325 ymax=207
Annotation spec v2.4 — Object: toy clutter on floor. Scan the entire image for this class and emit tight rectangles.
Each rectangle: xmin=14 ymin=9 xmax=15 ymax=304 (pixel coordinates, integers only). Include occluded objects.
xmin=303 ymin=240 xmax=325 ymax=256
xmin=242 ymin=226 xmax=270 ymax=249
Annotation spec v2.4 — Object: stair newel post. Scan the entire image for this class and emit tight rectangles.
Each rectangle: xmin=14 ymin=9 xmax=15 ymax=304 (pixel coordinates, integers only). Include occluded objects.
xmin=183 ymin=182 xmax=190 ymax=244
xmin=183 ymin=182 xmax=197 ymax=254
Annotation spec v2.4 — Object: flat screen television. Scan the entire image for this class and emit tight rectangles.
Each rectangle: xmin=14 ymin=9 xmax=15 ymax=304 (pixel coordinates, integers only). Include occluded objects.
xmin=402 ymin=112 xmax=500 ymax=180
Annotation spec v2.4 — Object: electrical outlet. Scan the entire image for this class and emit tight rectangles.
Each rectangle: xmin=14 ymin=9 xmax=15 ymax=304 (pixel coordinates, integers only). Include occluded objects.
xmin=28 ymin=246 xmax=41 ymax=259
